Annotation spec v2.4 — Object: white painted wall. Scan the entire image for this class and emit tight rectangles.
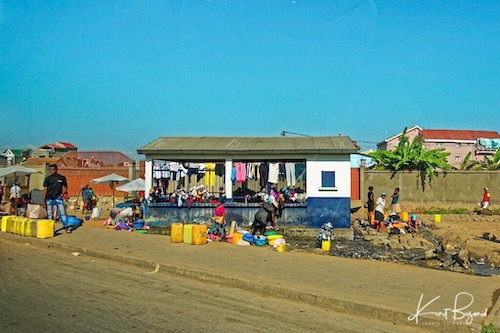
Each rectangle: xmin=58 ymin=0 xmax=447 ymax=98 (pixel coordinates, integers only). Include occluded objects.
xmin=145 ymin=160 xmax=153 ymax=197
xmin=306 ymin=160 xmax=351 ymax=198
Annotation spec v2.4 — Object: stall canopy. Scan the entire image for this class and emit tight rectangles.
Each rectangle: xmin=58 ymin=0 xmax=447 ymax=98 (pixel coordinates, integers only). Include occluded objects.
xmin=90 ymin=173 xmax=128 ymax=207
xmin=116 ymin=178 xmax=145 ymax=192
xmin=0 ymin=165 xmax=41 ymax=178
xmin=0 ymin=165 xmax=41 ymax=210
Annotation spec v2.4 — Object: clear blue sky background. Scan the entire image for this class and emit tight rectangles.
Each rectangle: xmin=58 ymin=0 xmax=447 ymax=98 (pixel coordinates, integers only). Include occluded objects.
xmin=1 ymin=0 xmax=498 ymax=160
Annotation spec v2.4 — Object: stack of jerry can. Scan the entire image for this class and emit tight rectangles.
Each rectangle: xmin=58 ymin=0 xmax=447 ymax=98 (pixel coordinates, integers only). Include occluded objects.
xmin=1 ymin=215 xmax=54 ymax=239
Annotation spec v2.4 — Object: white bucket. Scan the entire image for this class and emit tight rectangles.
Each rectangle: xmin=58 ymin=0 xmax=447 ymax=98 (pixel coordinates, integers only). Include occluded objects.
xmin=91 ymin=207 xmax=101 ymax=219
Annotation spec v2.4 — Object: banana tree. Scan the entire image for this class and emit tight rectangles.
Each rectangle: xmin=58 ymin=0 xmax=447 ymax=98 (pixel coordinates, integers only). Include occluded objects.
xmin=369 ymin=127 xmax=452 ymax=189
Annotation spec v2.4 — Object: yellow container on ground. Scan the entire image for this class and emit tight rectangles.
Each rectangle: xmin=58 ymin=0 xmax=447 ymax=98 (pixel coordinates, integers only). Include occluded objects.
xmin=24 ymin=219 xmax=37 ymax=237
xmin=267 ymin=234 xmax=284 ymax=246
xmin=36 ymin=219 xmax=55 ymax=239
xmin=192 ymin=224 xmax=208 ymax=245
xmin=1 ymin=215 xmax=15 ymax=233
xmin=6 ymin=216 xmax=16 ymax=234
xmin=321 ymin=240 xmax=331 ymax=251
xmin=277 ymin=243 xmax=286 ymax=252
xmin=183 ymin=224 xmax=193 ymax=244
xmin=170 ymin=223 xmax=183 ymax=243
xmin=15 ymin=217 xmax=30 ymax=236
xmin=233 ymin=232 xmax=243 ymax=244
xmin=434 ymin=214 xmax=441 ymax=223
xmin=401 ymin=212 xmax=408 ymax=221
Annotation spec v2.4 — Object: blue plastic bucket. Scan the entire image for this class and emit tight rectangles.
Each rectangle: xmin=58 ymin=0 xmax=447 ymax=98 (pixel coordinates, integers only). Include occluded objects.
xmin=133 ymin=220 xmax=145 ymax=229
xmin=66 ymin=215 xmax=83 ymax=226
xmin=255 ymin=236 xmax=267 ymax=246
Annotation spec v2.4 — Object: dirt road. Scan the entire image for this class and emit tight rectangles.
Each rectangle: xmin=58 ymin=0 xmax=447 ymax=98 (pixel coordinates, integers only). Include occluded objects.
xmin=0 ymin=239 xmax=430 ymax=333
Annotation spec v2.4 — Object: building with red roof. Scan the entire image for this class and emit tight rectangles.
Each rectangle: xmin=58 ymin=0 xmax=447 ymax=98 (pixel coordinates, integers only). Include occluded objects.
xmin=377 ymin=125 xmax=500 ymax=168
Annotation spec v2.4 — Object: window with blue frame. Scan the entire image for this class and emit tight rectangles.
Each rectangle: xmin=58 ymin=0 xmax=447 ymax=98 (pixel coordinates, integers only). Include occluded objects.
xmin=321 ymin=171 xmax=335 ymax=188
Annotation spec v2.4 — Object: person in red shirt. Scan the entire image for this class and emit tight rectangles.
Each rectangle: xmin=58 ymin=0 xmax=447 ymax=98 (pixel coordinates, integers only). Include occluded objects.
xmin=212 ymin=198 xmax=226 ymax=240
xmin=480 ymin=187 xmax=492 ymax=215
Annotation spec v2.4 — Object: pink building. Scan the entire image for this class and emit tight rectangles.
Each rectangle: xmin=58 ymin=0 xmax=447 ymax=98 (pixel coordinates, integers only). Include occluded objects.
xmin=377 ymin=125 xmax=500 ymax=168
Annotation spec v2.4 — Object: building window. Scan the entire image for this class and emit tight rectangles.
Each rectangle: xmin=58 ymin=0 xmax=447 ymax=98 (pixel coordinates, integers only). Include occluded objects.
xmin=455 ymin=143 xmax=462 ymax=148
xmin=320 ymin=171 xmax=336 ymax=190
xmin=435 ymin=142 xmax=443 ymax=147
xmin=455 ymin=156 xmax=461 ymax=162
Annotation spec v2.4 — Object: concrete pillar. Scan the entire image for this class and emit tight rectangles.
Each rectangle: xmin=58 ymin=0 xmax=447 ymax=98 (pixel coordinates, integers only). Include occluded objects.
xmin=360 ymin=166 xmax=365 ymax=202
xmin=144 ymin=161 xmax=153 ymax=198
xmin=225 ymin=159 xmax=233 ymax=202
xmin=128 ymin=161 xmax=137 ymax=180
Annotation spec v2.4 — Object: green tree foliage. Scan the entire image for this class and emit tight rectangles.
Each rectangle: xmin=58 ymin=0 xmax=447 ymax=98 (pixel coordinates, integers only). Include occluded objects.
xmin=460 ymin=149 xmax=500 ymax=170
xmin=369 ymin=127 xmax=452 ymax=188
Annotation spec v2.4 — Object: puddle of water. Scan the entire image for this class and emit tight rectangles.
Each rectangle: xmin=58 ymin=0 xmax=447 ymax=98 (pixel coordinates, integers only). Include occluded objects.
xmin=470 ymin=263 xmax=500 ymax=276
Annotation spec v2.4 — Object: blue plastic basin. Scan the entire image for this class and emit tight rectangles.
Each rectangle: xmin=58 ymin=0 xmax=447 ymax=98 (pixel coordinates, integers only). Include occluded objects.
xmin=66 ymin=215 xmax=83 ymax=226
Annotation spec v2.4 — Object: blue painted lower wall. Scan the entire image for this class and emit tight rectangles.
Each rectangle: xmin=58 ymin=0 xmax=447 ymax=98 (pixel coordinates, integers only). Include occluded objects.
xmin=144 ymin=197 xmax=350 ymax=229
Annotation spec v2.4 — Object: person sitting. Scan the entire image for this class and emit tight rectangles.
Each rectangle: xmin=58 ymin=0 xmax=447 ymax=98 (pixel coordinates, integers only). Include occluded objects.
xmin=407 ymin=214 xmax=420 ymax=232
xmin=117 ymin=205 xmax=137 ymax=223
xmin=6 ymin=198 xmax=18 ymax=215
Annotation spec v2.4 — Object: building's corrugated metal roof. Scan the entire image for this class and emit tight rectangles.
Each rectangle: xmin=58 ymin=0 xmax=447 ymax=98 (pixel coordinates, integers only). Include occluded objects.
xmin=422 ymin=130 xmax=500 ymax=141
xmin=138 ymin=136 xmax=358 ymax=156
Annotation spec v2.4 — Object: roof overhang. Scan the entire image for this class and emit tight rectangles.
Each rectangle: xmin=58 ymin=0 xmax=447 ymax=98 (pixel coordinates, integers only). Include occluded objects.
xmin=138 ymin=136 xmax=358 ymax=160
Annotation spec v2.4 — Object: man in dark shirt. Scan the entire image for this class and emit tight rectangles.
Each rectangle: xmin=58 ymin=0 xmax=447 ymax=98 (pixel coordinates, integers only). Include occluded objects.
xmin=42 ymin=164 xmax=70 ymax=233
xmin=367 ymin=186 xmax=375 ymax=223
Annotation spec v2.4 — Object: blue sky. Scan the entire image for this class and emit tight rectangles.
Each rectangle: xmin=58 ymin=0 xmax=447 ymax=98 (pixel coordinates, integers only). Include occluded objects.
xmin=0 ymin=0 xmax=499 ymax=159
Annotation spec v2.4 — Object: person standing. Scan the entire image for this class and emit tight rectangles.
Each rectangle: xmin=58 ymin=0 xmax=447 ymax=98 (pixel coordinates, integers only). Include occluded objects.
xmin=480 ymin=187 xmax=492 ymax=215
xmin=213 ymin=198 xmax=226 ymax=240
xmin=81 ymin=184 xmax=91 ymax=213
xmin=367 ymin=186 xmax=375 ymax=223
xmin=10 ymin=182 xmax=22 ymax=201
xmin=42 ymin=164 xmax=70 ymax=233
xmin=0 ymin=180 xmax=4 ymax=202
xmin=88 ymin=187 xmax=98 ymax=210
xmin=375 ymin=192 xmax=387 ymax=231
xmin=390 ymin=187 xmax=401 ymax=216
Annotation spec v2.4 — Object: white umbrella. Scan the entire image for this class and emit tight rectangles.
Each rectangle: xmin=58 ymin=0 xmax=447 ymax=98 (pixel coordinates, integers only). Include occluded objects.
xmin=0 ymin=165 xmax=40 ymax=211
xmin=90 ymin=173 xmax=128 ymax=207
xmin=116 ymin=178 xmax=146 ymax=192
xmin=0 ymin=165 xmax=40 ymax=178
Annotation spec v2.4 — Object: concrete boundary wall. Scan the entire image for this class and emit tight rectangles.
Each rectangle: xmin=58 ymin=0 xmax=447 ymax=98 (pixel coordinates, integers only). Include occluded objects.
xmin=361 ymin=169 xmax=499 ymax=208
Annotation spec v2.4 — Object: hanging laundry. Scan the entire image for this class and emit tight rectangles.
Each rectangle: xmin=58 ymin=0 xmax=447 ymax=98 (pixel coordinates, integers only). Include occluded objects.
xmin=235 ymin=162 xmax=247 ymax=183
xmin=259 ymin=162 xmax=269 ymax=188
xmin=295 ymin=162 xmax=306 ymax=182
xmin=268 ymin=162 xmax=279 ymax=184
xmin=204 ymin=163 xmax=216 ymax=186
xmin=231 ymin=166 xmax=236 ymax=184
xmin=215 ymin=163 xmax=225 ymax=177
xmin=285 ymin=162 xmax=296 ymax=187
xmin=279 ymin=163 xmax=286 ymax=181
xmin=246 ymin=163 xmax=255 ymax=180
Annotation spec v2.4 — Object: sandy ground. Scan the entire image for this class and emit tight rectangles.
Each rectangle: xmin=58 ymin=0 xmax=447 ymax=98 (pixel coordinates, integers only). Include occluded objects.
xmin=429 ymin=217 xmax=500 ymax=266
xmin=72 ymin=204 xmax=500 ymax=272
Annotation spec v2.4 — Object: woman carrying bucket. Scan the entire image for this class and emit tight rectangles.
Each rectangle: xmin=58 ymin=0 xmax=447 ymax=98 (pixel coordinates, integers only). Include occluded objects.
xmin=212 ymin=198 xmax=226 ymax=240
xmin=479 ymin=187 xmax=492 ymax=216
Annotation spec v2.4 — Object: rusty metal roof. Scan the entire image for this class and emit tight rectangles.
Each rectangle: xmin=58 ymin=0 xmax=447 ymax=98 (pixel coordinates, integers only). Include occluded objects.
xmin=138 ymin=136 xmax=358 ymax=157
